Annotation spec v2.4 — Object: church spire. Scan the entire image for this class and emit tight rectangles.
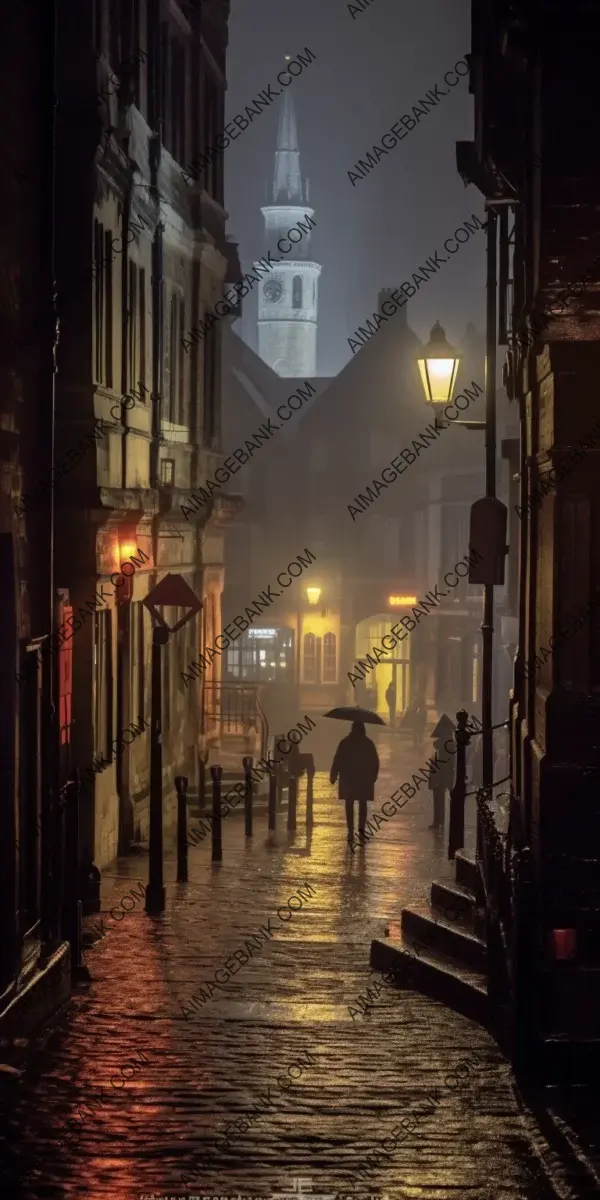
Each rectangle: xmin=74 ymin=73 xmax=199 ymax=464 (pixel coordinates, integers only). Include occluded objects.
xmin=272 ymin=78 xmax=304 ymax=205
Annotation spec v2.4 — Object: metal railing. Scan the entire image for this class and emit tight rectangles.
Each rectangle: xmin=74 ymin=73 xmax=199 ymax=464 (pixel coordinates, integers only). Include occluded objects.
xmin=201 ymin=682 xmax=269 ymax=762
xmin=448 ymin=708 xmax=538 ymax=1076
xmin=476 ymin=783 xmax=537 ymax=1076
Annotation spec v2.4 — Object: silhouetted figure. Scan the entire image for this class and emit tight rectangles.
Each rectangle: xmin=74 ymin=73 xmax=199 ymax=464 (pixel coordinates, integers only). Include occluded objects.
xmin=385 ymin=680 xmax=396 ymax=727
xmin=402 ymin=697 xmax=426 ymax=746
xmin=329 ymin=720 xmax=380 ymax=844
xmin=413 ymin=700 xmax=427 ymax=747
xmin=428 ymin=713 xmax=456 ymax=830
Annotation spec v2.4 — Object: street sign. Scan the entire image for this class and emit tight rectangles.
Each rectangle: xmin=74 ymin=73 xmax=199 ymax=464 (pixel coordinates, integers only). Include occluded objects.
xmin=143 ymin=572 xmax=202 ymax=633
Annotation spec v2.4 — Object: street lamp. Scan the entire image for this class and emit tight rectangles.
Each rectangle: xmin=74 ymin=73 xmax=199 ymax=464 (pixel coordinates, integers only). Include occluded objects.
xmin=142 ymin=573 xmax=203 ymax=914
xmin=417 ymin=321 xmax=462 ymax=429
xmin=306 ymin=586 xmax=321 ymax=607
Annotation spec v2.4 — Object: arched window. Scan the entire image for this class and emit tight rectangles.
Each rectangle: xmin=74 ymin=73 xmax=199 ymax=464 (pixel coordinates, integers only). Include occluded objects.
xmin=292 ymin=275 xmax=303 ymax=309
xmin=323 ymin=633 xmax=337 ymax=682
xmin=303 ymin=632 xmax=317 ymax=682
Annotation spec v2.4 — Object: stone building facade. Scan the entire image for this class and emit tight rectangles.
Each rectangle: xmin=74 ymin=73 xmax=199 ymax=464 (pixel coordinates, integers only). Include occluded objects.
xmin=0 ymin=0 xmax=239 ymax=1026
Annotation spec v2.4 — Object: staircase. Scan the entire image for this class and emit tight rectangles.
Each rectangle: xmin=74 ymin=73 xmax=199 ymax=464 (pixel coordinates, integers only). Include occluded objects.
xmin=371 ymin=849 xmax=491 ymax=1029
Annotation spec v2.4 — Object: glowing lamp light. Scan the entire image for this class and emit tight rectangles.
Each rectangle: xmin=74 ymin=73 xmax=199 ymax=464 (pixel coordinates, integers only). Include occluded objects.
xmin=551 ymin=928 xmax=577 ymax=960
xmin=417 ymin=321 xmax=461 ymax=406
xmin=388 ymin=595 xmax=417 ymax=607
xmin=306 ymin=586 xmax=322 ymax=607
xmin=120 ymin=542 xmax=137 ymax=560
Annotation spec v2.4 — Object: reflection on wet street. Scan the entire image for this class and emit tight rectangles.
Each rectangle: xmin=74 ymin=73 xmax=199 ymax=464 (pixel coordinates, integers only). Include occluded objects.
xmin=0 ymin=744 xmax=557 ymax=1199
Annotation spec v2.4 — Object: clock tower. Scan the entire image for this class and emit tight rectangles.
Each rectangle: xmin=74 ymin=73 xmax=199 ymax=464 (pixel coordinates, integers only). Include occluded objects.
xmin=257 ymin=80 xmax=321 ymax=378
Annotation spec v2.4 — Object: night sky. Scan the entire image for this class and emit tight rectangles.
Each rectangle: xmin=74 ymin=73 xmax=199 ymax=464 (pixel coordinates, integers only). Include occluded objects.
xmin=225 ymin=0 xmax=482 ymax=377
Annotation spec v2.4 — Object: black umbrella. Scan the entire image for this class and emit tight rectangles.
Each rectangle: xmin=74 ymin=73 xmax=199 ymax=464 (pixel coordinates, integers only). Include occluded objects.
xmin=323 ymin=705 xmax=386 ymax=726
xmin=430 ymin=713 xmax=456 ymax=739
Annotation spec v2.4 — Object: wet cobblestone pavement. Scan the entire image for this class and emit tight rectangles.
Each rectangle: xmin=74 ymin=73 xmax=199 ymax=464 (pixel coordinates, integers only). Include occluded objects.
xmin=0 ymin=745 xmax=565 ymax=1200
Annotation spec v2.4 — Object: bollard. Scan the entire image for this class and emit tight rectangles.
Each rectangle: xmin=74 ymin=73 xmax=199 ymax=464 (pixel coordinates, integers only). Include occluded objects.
xmin=242 ymin=755 xmax=253 ymax=837
xmin=175 ymin=775 xmax=189 ymax=883
xmin=268 ymin=769 xmax=277 ymax=830
xmin=210 ymin=765 xmax=223 ymax=862
xmin=306 ymin=755 xmax=315 ymax=830
xmin=288 ymin=774 xmax=298 ymax=832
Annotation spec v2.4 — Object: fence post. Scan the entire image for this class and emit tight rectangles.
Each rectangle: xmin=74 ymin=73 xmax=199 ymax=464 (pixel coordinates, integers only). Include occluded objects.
xmin=242 ymin=755 xmax=253 ymax=837
xmin=288 ymin=774 xmax=297 ymax=832
xmin=306 ymin=755 xmax=315 ymax=830
xmin=175 ymin=775 xmax=189 ymax=883
xmin=210 ymin=765 xmax=223 ymax=862
xmin=448 ymin=708 xmax=472 ymax=860
xmin=268 ymin=769 xmax=277 ymax=830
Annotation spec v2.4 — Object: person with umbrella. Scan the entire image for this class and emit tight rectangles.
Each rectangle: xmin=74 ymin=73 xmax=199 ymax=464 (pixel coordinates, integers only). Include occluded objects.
xmin=325 ymin=705 xmax=382 ymax=845
xmin=428 ymin=713 xmax=456 ymax=831
xmin=385 ymin=679 xmax=396 ymax=727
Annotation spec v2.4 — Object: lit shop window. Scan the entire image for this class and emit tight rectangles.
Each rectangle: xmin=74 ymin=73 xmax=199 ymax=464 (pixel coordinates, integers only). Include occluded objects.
xmin=323 ymin=632 xmax=337 ymax=682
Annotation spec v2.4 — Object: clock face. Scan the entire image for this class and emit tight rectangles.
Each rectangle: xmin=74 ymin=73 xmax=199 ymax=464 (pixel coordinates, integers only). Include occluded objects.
xmin=263 ymin=278 xmax=284 ymax=304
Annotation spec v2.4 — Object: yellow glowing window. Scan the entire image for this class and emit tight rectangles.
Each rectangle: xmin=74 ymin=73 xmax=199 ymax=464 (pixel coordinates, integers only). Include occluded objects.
xmin=388 ymin=595 xmax=417 ymax=607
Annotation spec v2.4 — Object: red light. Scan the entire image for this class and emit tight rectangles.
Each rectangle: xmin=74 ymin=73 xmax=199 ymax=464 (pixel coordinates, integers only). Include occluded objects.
xmin=551 ymin=928 xmax=577 ymax=960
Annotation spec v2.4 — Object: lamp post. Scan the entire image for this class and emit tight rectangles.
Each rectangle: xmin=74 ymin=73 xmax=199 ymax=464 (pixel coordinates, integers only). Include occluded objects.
xmin=416 ymin=293 xmax=506 ymax=838
xmin=416 ymin=321 xmax=462 ymax=430
xmin=142 ymin=572 xmax=203 ymax=915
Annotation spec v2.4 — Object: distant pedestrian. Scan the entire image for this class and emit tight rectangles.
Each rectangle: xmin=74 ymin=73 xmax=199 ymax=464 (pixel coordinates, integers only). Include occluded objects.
xmin=329 ymin=720 xmax=380 ymax=845
xmin=413 ymin=701 xmax=427 ymax=747
xmin=428 ymin=713 xmax=456 ymax=831
xmin=385 ymin=680 xmax=396 ymax=727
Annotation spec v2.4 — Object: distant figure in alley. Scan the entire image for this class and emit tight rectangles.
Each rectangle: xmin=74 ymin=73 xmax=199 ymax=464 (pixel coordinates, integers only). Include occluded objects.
xmin=329 ymin=720 xmax=380 ymax=845
xmin=428 ymin=713 xmax=456 ymax=831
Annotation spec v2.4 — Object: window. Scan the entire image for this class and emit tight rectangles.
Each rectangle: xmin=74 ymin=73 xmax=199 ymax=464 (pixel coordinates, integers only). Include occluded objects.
xmin=94 ymin=610 xmax=113 ymax=762
xmin=303 ymin=632 xmax=317 ymax=682
xmin=323 ymin=633 xmax=337 ymax=682
xmin=226 ymin=629 xmax=293 ymax=681
xmin=93 ymin=221 xmax=104 ymax=383
xmin=128 ymin=260 xmax=138 ymax=397
xmin=104 ymin=232 xmax=113 ymax=387
xmin=168 ymin=293 xmax=177 ymax=422
xmin=160 ymin=458 xmax=175 ymax=486
xmin=93 ymin=221 xmax=113 ymax=387
xmin=139 ymin=267 xmax=146 ymax=395
xmin=203 ymin=320 xmax=217 ymax=441
xmin=132 ymin=602 xmax=146 ymax=723
xmin=169 ymin=37 xmax=186 ymax=164
xmin=202 ymin=69 xmax=222 ymax=199
xmin=292 ymin=276 xmax=303 ymax=309
xmin=164 ymin=291 xmax=185 ymax=423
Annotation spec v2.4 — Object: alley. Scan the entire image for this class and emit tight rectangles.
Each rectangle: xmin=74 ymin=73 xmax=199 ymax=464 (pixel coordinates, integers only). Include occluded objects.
xmin=1 ymin=750 xmax=557 ymax=1200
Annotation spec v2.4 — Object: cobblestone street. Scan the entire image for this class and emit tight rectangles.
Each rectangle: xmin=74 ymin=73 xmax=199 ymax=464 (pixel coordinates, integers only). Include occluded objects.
xmin=0 ymin=744 xmax=561 ymax=1200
